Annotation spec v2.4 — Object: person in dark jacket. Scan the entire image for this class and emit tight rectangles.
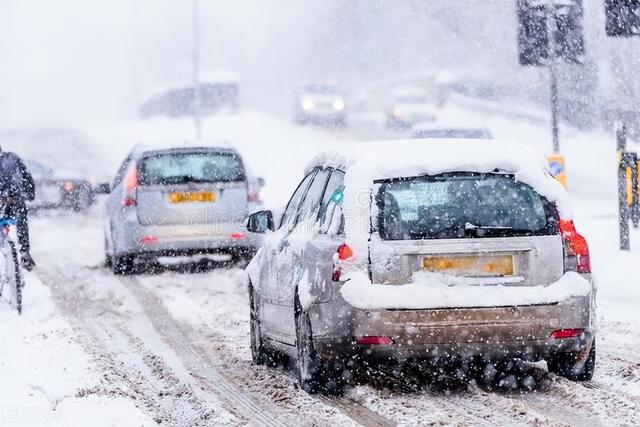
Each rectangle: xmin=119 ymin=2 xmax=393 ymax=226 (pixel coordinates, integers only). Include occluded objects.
xmin=0 ymin=146 xmax=36 ymax=271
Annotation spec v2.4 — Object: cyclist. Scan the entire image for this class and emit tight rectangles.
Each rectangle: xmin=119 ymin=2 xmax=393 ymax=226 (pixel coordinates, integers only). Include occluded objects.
xmin=0 ymin=146 xmax=36 ymax=271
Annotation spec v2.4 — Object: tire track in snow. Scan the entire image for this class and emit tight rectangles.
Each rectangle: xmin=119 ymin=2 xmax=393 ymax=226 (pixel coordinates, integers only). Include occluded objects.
xmin=35 ymin=263 xmax=228 ymax=426
xmin=119 ymin=275 xmax=293 ymax=427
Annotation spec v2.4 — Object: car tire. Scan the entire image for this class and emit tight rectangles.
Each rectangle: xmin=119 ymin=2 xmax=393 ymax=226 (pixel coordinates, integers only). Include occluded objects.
xmin=548 ymin=339 xmax=596 ymax=382
xmin=113 ymin=254 xmax=135 ymax=275
xmin=249 ymin=284 xmax=271 ymax=366
xmin=104 ymin=236 xmax=114 ymax=268
xmin=294 ymin=295 xmax=345 ymax=395
xmin=73 ymin=188 xmax=91 ymax=212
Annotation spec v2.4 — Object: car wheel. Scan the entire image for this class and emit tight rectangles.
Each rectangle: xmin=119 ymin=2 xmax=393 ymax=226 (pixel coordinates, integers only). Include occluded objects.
xmin=104 ymin=238 xmax=113 ymax=268
xmin=113 ymin=254 xmax=135 ymax=275
xmin=249 ymin=284 xmax=271 ymax=366
xmin=73 ymin=189 xmax=91 ymax=212
xmin=548 ymin=339 xmax=596 ymax=382
xmin=294 ymin=295 xmax=344 ymax=395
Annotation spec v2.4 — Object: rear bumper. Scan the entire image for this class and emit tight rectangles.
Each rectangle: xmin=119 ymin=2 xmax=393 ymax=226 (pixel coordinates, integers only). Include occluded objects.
xmin=115 ymin=217 xmax=261 ymax=258
xmin=313 ymin=288 xmax=595 ymax=362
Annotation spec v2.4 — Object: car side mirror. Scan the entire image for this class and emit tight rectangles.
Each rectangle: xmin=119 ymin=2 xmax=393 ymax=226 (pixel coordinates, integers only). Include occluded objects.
xmin=257 ymin=177 xmax=266 ymax=187
xmin=94 ymin=183 xmax=111 ymax=194
xmin=247 ymin=210 xmax=274 ymax=233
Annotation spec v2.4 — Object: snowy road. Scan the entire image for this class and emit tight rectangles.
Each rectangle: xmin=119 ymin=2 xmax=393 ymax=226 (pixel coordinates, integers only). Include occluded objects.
xmin=2 ymin=105 xmax=638 ymax=426
xmin=26 ymin=208 xmax=639 ymax=426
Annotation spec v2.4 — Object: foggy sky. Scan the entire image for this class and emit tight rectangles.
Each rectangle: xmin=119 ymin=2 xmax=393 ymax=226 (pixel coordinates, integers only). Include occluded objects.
xmin=0 ymin=1 xmax=635 ymax=128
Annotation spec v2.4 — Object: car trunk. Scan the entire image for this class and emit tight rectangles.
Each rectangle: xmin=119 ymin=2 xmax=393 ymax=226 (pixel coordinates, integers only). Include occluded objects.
xmin=370 ymin=235 xmax=564 ymax=286
xmin=136 ymin=181 xmax=248 ymax=226
xmin=370 ymin=172 xmax=564 ymax=288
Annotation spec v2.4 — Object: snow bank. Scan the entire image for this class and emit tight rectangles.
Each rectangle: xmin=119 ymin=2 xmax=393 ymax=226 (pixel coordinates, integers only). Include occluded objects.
xmin=340 ymin=271 xmax=590 ymax=310
xmin=0 ymin=272 xmax=153 ymax=426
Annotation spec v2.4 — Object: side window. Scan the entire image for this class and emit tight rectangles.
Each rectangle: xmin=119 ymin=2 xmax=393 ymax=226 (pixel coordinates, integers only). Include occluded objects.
xmin=319 ymin=170 xmax=346 ymax=235
xmin=294 ymin=169 xmax=331 ymax=227
xmin=280 ymin=171 xmax=316 ymax=230
xmin=112 ymin=156 xmax=132 ymax=189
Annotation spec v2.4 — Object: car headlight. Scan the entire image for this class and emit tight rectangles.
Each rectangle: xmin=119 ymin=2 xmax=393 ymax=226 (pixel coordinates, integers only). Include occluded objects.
xmin=302 ymin=99 xmax=314 ymax=111
xmin=332 ymin=99 xmax=345 ymax=111
xmin=392 ymin=107 xmax=402 ymax=117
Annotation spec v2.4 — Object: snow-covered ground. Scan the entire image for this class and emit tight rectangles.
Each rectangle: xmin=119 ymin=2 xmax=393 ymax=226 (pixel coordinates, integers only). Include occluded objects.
xmin=2 ymin=101 xmax=640 ymax=425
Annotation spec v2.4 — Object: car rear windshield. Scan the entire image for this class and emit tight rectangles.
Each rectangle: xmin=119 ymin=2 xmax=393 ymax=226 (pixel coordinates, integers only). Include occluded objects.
xmin=376 ymin=173 xmax=558 ymax=240
xmin=139 ymin=151 xmax=245 ymax=185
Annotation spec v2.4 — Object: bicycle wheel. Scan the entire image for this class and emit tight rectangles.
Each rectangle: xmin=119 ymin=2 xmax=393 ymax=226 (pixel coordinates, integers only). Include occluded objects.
xmin=8 ymin=241 xmax=22 ymax=314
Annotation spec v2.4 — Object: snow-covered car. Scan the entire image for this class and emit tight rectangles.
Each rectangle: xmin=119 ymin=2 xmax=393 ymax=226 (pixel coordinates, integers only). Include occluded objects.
xmin=101 ymin=145 xmax=263 ymax=274
xmin=24 ymin=159 xmax=95 ymax=212
xmin=294 ymin=85 xmax=346 ymax=127
xmin=246 ymin=139 xmax=596 ymax=394
xmin=386 ymin=87 xmax=438 ymax=128
xmin=139 ymin=71 xmax=240 ymax=119
xmin=411 ymin=122 xmax=493 ymax=139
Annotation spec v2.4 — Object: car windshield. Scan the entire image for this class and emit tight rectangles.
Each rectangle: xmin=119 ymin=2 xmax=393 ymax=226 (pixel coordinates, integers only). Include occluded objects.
xmin=303 ymin=85 xmax=339 ymax=95
xmin=376 ymin=173 xmax=557 ymax=240
xmin=413 ymin=129 xmax=491 ymax=139
xmin=139 ymin=151 xmax=245 ymax=185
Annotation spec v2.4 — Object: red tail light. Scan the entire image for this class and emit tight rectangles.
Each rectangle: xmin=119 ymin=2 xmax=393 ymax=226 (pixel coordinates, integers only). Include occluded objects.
xmin=121 ymin=165 xmax=138 ymax=207
xmin=247 ymin=191 xmax=262 ymax=204
xmin=559 ymin=220 xmax=590 ymax=273
xmin=2 ymin=225 xmax=10 ymax=236
xmin=355 ymin=336 xmax=395 ymax=345
xmin=230 ymin=232 xmax=246 ymax=240
xmin=332 ymin=243 xmax=354 ymax=281
xmin=138 ymin=235 xmax=159 ymax=245
xmin=550 ymin=328 xmax=584 ymax=339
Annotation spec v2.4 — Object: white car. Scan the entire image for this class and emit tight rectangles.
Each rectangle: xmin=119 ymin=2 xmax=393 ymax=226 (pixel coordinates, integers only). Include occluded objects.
xmin=246 ymin=139 xmax=596 ymax=394
xmin=294 ymin=85 xmax=346 ymax=127
xmin=386 ymin=87 xmax=438 ymax=128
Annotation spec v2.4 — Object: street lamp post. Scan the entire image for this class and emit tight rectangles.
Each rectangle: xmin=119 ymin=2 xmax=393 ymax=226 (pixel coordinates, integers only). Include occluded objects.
xmin=192 ymin=0 xmax=202 ymax=141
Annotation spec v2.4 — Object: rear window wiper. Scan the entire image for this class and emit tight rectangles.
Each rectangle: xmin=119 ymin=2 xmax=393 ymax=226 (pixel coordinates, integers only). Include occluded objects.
xmin=464 ymin=222 xmax=533 ymax=236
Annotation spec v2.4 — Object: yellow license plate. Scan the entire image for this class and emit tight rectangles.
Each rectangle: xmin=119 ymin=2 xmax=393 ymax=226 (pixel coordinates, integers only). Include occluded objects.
xmin=423 ymin=255 xmax=514 ymax=277
xmin=168 ymin=191 xmax=216 ymax=203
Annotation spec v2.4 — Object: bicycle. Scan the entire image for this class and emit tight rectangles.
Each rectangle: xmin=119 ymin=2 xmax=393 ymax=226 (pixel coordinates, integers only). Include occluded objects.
xmin=0 ymin=198 xmax=23 ymax=314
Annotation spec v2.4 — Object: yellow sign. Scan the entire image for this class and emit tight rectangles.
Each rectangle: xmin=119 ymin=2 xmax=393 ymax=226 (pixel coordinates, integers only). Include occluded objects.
xmin=547 ymin=155 xmax=567 ymax=188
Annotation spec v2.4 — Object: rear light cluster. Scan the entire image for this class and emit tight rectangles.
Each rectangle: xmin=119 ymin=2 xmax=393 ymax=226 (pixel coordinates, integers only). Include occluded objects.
xmin=247 ymin=191 xmax=262 ymax=204
xmin=121 ymin=165 xmax=138 ymax=207
xmin=332 ymin=243 xmax=354 ymax=281
xmin=559 ymin=220 xmax=591 ymax=274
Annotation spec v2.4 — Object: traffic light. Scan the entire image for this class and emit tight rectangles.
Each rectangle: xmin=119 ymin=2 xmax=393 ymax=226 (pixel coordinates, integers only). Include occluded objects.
xmin=605 ymin=0 xmax=640 ymax=37
xmin=517 ymin=0 xmax=584 ymax=66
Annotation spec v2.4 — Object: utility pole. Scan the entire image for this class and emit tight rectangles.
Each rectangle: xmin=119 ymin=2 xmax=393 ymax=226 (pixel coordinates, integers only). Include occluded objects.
xmin=547 ymin=0 xmax=560 ymax=154
xmin=192 ymin=0 xmax=202 ymax=141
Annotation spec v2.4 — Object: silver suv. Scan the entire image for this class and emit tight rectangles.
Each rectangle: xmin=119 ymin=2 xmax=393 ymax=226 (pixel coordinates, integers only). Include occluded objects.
xmin=102 ymin=145 xmax=262 ymax=274
xmin=246 ymin=139 xmax=596 ymax=394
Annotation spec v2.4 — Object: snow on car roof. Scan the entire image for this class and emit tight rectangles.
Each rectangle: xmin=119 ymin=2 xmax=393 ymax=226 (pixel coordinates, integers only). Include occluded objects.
xmin=130 ymin=141 xmax=236 ymax=156
xmin=411 ymin=120 xmax=490 ymax=133
xmin=308 ymin=138 xmax=571 ymax=253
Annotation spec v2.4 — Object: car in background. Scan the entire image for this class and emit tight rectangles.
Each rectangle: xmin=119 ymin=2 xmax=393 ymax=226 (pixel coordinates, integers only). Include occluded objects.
xmin=386 ymin=87 xmax=438 ymax=128
xmin=101 ymin=145 xmax=262 ymax=274
xmin=139 ymin=71 xmax=240 ymax=119
xmin=294 ymin=85 xmax=346 ymax=127
xmin=411 ymin=122 xmax=493 ymax=139
xmin=24 ymin=159 xmax=95 ymax=212
xmin=246 ymin=139 xmax=596 ymax=394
